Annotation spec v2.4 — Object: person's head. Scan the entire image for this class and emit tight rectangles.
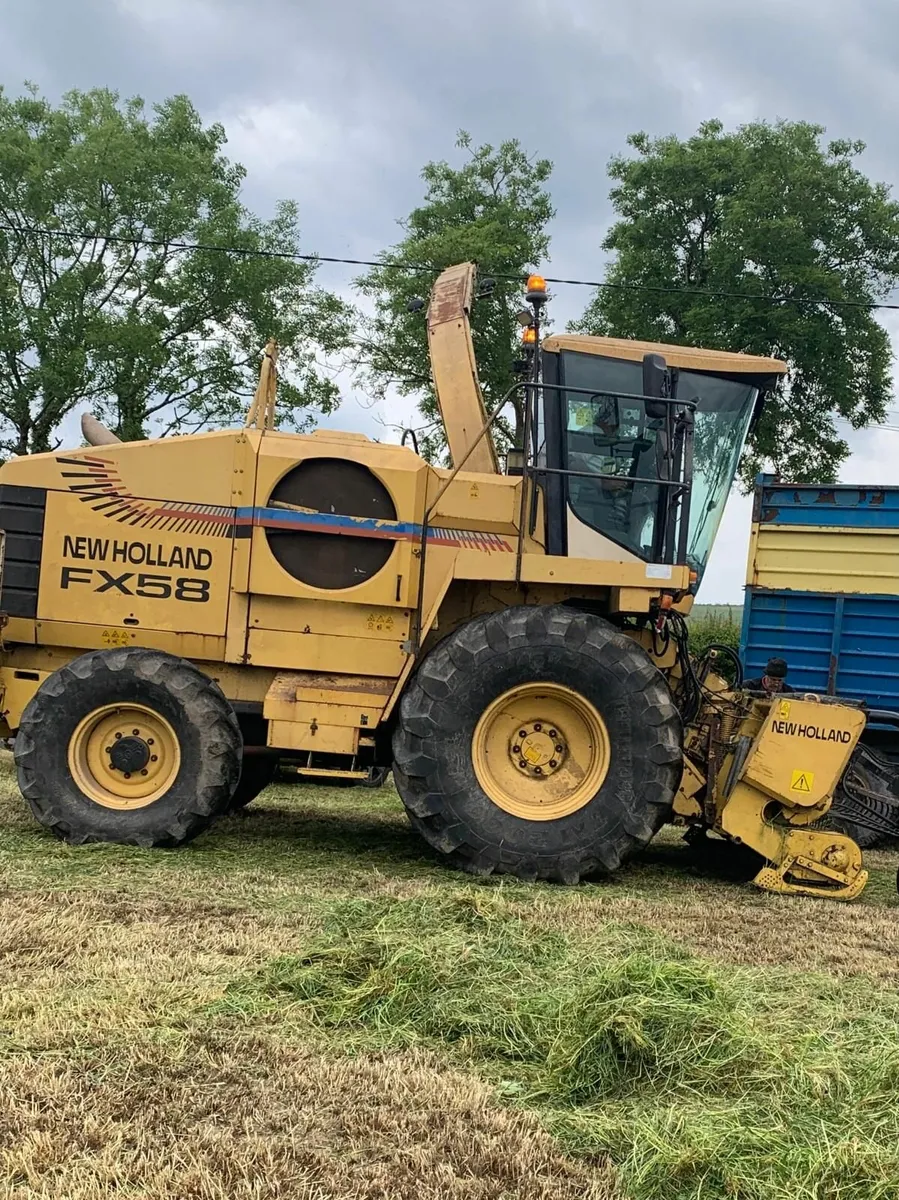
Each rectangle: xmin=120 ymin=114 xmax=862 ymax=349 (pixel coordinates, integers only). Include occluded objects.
xmin=761 ymin=657 xmax=788 ymax=693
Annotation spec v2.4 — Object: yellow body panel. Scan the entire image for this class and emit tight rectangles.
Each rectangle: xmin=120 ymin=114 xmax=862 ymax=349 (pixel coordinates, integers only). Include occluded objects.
xmin=39 ymin=491 xmax=231 ymax=636
xmin=742 ymin=697 xmax=864 ymax=808
xmin=543 ymin=334 xmax=787 ymax=380
xmin=748 ymin=524 xmax=899 ymax=594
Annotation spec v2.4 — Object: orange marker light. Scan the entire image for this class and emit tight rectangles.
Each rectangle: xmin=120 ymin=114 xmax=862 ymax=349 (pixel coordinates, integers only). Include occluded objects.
xmin=521 ymin=326 xmax=538 ymax=345
xmin=660 ymin=594 xmax=674 ymax=610
xmin=526 ymin=274 xmax=547 ymax=293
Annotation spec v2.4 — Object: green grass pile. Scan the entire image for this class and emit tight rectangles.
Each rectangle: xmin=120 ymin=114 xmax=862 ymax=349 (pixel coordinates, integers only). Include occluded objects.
xmin=225 ymin=892 xmax=899 ymax=1200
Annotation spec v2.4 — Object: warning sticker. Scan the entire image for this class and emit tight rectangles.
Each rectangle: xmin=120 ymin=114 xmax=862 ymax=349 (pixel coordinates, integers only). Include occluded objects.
xmin=778 ymin=701 xmax=792 ymax=719
xmin=101 ymin=628 xmax=130 ymax=647
xmin=790 ymin=770 xmax=814 ymax=794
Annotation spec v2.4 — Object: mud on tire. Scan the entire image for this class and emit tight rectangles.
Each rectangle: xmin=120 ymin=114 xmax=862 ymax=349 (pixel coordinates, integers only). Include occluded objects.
xmin=16 ymin=647 xmax=242 ymax=847
xmin=392 ymin=605 xmax=682 ymax=883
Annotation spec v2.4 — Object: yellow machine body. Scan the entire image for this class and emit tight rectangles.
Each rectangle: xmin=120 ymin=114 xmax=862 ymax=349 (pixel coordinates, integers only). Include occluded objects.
xmin=0 ymin=423 xmax=688 ymax=744
xmin=0 ymin=261 xmax=878 ymax=901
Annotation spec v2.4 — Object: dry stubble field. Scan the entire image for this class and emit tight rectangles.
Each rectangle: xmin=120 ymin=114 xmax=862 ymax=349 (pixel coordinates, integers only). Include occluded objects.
xmin=2 ymin=750 xmax=899 ymax=1200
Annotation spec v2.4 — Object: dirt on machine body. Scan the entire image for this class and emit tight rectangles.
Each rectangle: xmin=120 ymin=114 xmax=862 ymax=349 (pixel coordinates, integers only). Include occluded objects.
xmin=0 ymin=265 xmax=894 ymax=900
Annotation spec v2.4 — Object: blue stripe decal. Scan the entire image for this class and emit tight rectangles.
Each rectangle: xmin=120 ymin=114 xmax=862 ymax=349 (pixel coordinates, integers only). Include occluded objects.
xmin=235 ymin=506 xmax=418 ymax=539
xmin=232 ymin=506 xmax=515 ymax=552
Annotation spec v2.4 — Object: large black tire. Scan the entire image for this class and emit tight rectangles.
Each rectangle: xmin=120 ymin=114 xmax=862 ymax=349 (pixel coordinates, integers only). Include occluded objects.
xmin=393 ymin=605 xmax=682 ymax=883
xmin=16 ymin=648 xmax=242 ymax=847
xmin=227 ymin=754 xmax=279 ymax=810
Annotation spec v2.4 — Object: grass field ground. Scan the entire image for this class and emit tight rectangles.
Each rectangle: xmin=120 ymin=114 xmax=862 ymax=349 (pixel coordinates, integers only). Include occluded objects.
xmin=2 ymin=752 xmax=899 ymax=1199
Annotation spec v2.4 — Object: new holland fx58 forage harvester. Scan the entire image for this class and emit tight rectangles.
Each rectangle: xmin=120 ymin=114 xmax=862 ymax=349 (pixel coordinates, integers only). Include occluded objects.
xmin=0 ymin=264 xmax=895 ymax=900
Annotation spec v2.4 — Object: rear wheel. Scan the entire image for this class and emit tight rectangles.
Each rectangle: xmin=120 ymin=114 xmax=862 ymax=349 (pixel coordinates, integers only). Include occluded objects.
xmin=16 ymin=648 xmax=242 ymax=846
xmin=393 ymin=605 xmax=682 ymax=883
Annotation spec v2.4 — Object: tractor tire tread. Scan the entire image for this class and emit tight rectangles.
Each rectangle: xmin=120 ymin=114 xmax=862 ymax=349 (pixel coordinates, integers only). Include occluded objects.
xmin=393 ymin=605 xmax=681 ymax=883
xmin=16 ymin=648 xmax=242 ymax=847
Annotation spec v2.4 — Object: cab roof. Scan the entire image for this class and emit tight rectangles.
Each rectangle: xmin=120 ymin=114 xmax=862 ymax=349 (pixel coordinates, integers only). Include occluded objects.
xmin=542 ymin=333 xmax=788 ymax=382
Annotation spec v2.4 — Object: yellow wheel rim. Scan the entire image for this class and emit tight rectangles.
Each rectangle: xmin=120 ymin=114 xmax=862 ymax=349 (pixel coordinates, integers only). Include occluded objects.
xmin=67 ymin=704 xmax=181 ymax=810
xmin=472 ymin=682 xmax=611 ymax=821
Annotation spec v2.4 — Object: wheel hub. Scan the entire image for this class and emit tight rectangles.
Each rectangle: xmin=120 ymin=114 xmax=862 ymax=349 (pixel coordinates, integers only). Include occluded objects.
xmin=108 ymin=735 xmax=151 ymax=774
xmin=472 ymin=682 xmax=610 ymax=821
xmin=68 ymin=704 xmax=180 ymax=809
xmin=510 ymin=722 xmax=567 ymax=777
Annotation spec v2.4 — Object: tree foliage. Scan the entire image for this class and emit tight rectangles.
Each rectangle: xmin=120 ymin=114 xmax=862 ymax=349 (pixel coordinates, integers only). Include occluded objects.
xmin=356 ymin=132 xmax=554 ymax=459
xmin=0 ymin=85 xmax=352 ymax=453
xmin=575 ymin=120 xmax=899 ymax=483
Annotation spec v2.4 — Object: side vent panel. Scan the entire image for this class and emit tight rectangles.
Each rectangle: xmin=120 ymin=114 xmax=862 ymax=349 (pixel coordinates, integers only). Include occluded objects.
xmin=0 ymin=484 xmax=47 ymax=619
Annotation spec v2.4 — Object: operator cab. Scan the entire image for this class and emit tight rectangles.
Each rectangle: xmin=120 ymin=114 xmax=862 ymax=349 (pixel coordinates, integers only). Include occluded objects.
xmin=533 ymin=333 xmax=786 ymax=587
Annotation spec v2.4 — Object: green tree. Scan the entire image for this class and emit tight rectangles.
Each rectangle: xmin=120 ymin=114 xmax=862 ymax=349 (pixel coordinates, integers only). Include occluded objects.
xmin=575 ymin=120 xmax=899 ymax=483
xmin=356 ymin=132 xmax=554 ymax=459
xmin=0 ymin=85 xmax=351 ymax=453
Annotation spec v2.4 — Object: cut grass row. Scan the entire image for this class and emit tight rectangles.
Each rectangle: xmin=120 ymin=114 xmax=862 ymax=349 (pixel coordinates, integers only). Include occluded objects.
xmin=2 ymin=755 xmax=899 ymax=1198
xmin=219 ymin=891 xmax=899 ymax=1200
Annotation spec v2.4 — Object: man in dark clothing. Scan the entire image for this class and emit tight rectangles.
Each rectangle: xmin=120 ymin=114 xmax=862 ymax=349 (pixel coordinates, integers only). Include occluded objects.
xmin=743 ymin=657 xmax=794 ymax=695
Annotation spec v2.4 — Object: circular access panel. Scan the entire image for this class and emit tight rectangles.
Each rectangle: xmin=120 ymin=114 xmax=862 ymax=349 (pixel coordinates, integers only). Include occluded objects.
xmin=265 ymin=458 xmax=398 ymax=590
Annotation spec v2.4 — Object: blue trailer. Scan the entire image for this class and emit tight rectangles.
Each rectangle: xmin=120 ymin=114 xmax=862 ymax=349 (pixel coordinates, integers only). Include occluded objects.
xmin=740 ymin=477 xmax=899 ymax=714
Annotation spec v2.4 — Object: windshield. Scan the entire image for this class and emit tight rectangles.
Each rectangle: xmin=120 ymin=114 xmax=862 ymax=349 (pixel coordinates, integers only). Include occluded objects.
xmin=559 ymin=351 xmax=758 ymax=579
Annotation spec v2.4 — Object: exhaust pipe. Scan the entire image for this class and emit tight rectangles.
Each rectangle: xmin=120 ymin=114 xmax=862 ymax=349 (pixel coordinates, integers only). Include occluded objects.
xmin=81 ymin=413 xmax=121 ymax=447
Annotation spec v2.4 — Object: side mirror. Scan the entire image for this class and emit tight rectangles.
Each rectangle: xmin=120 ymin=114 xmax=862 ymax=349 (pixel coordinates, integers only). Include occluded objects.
xmin=642 ymin=353 xmax=669 ymax=420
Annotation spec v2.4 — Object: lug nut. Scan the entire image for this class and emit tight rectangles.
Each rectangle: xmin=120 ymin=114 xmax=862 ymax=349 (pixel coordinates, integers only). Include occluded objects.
xmin=549 ymin=729 xmax=557 ymax=738
xmin=549 ymin=759 xmax=558 ymax=768
xmin=519 ymin=730 xmax=527 ymax=739
xmin=150 ymin=755 xmax=158 ymax=762
xmin=519 ymin=760 xmax=527 ymax=769
xmin=512 ymin=744 xmax=521 ymax=753
xmin=141 ymin=769 xmax=148 ymax=776
xmin=115 ymin=732 xmax=122 ymax=740
xmin=132 ymin=729 xmax=140 ymax=736
xmin=555 ymin=744 xmax=563 ymax=753
xmin=147 ymin=738 xmax=154 ymax=746
xmin=534 ymin=766 xmax=543 ymax=775
xmin=534 ymin=723 xmax=543 ymax=732
xmin=124 ymin=773 xmax=131 ymax=780
xmin=105 ymin=746 xmax=112 ymax=754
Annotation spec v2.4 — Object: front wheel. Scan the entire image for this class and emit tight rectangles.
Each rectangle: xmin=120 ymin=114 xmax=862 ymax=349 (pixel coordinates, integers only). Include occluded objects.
xmin=16 ymin=648 xmax=243 ymax=847
xmin=393 ymin=605 xmax=682 ymax=883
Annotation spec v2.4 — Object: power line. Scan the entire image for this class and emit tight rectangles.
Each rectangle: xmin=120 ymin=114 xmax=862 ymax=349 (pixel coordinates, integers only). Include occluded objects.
xmin=3 ymin=222 xmax=899 ymax=313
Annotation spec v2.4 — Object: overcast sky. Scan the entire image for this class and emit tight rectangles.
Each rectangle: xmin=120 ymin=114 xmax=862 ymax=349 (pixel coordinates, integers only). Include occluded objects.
xmin=4 ymin=0 xmax=899 ymax=602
